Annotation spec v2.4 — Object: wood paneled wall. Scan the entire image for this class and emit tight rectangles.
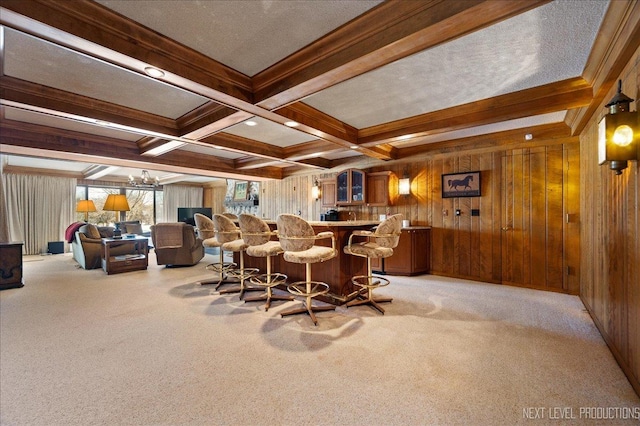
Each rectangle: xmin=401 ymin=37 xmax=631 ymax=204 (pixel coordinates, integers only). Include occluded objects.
xmin=261 ymin=140 xmax=580 ymax=295
xmin=579 ymin=50 xmax=639 ymax=395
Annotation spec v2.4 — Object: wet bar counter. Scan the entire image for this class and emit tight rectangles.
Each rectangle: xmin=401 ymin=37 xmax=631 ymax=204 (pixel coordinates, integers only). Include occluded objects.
xmin=237 ymin=220 xmax=379 ymax=305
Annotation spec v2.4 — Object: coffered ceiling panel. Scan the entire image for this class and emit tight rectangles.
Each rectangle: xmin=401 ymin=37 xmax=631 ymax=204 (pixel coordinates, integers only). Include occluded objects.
xmin=96 ymin=0 xmax=384 ymax=76
xmin=3 ymin=27 xmax=209 ymax=119
xmin=303 ymin=0 xmax=609 ymax=128
xmin=224 ymin=117 xmax=318 ymax=147
xmin=4 ymin=107 xmax=141 ymax=141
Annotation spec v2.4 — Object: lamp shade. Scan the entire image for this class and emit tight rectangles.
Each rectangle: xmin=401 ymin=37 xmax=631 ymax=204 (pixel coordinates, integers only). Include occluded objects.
xmin=76 ymin=199 xmax=97 ymax=221
xmin=103 ymin=194 xmax=130 ymax=212
xmin=76 ymin=199 xmax=97 ymax=213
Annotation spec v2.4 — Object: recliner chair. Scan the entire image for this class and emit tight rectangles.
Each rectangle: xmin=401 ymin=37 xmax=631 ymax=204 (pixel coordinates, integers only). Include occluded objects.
xmin=150 ymin=222 xmax=204 ymax=267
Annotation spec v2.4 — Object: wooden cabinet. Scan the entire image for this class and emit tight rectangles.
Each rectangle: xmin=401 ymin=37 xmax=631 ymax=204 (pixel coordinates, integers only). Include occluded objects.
xmin=372 ymin=227 xmax=430 ymax=276
xmin=366 ymin=171 xmax=397 ymax=207
xmin=336 ymin=169 xmax=365 ymax=205
xmin=320 ymin=179 xmax=337 ymax=207
xmin=0 ymin=242 xmax=24 ymax=289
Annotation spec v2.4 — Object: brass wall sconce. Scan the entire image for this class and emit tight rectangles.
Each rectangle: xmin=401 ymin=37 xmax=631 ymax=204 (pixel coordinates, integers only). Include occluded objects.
xmin=311 ymin=179 xmax=321 ymax=200
xmin=598 ymin=80 xmax=638 ymax=174
xmin=398 ymin=167 xmax=411 ymax=195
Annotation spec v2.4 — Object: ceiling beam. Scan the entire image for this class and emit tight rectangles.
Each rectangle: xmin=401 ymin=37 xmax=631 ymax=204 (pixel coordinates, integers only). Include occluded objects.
xmin=254 ymin=0 xmax=551 ymax=108
xmin=358 ymin=77 xmax=593 ymax=144
xmin=0 ymin=119 xmax=283 ymax=180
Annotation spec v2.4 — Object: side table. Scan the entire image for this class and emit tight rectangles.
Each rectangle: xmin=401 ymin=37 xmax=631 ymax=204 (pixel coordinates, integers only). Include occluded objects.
xmin=101 ymin=236 xmax=149 ymax=275
xmin=0 ymin=241 xmax=24 ymax=289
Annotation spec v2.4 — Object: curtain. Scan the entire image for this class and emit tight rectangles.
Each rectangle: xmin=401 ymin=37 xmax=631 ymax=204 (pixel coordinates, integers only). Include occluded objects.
xmin=162 ymin=184 xmax=203 ymax=222
xmin=2 ymin=174 xmax=76 ymax=255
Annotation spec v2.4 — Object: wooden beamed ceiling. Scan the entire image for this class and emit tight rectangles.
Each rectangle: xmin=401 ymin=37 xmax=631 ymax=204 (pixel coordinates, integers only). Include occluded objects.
xmin=1 ymin=0 xmax=630 ymax=180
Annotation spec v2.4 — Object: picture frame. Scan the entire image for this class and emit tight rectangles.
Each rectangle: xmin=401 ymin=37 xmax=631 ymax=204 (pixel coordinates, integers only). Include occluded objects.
xmin=233 ymin=181 xmax=249 ymax=201
xmin=441 ymin=171 xmax=481 ymax=198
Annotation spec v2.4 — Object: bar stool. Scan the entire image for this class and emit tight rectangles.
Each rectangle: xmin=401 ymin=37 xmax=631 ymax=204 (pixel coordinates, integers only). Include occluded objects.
xmin=276 ymin=214 xmax=337 ymax=326
xmin=212 ymin=214 xmax=259 ymax=299
xmin=238 ymin=214 xmax=293 ymax=311
xmin=343 ymin=214 xmax=403 ymax=314
xmin=194 ymin=213 xmax=236 ymax=287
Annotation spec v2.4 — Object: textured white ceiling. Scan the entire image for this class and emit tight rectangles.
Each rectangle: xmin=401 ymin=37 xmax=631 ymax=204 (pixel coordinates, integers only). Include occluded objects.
xmin=3 ymin=28 xmax=209 ymax=119
xmin=96 ymin=0 xmax=384 ymax=76
xmin=303 ymin=0 xmax=609 ymax=128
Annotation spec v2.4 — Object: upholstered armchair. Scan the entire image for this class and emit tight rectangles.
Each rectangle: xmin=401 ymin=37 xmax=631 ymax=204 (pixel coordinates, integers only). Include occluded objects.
xmin=150 ymin=223 xmax=204 ymax=267
xmin=72 ymin=223 xmax=131 ymax=270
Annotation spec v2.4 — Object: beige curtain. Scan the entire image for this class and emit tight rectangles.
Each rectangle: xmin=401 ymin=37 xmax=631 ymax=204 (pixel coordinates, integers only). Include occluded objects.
xmin=2 ymin=174 xmax=76 ymax=254
xmin=162 ymin=184 xmax=203 ymax=222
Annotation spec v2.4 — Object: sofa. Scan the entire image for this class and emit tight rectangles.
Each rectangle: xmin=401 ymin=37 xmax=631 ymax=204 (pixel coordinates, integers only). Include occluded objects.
xmin=150 ymin=223 xmax=204 ymax=267
xmin=71 ymin=223 xmax=134 ymax=270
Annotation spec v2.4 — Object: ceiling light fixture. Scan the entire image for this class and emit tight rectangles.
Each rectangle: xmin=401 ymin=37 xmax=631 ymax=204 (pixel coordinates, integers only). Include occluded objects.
xmin=144 ymin=67 xmax=165 ymax=78
xmin=350 ymin=145 xmax=359 ymax=150
xmin=245 ymin=120 xmax=258 ymax=126
xmin=128 ymin=170 xmax=160 ymax=188
xmin=284 ymin=121 xmax=299 ymax=127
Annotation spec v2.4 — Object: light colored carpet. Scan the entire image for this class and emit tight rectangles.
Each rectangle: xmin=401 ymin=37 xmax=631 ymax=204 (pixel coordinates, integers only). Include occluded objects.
xmin=1 ymin=252 xmax=638 ymax=426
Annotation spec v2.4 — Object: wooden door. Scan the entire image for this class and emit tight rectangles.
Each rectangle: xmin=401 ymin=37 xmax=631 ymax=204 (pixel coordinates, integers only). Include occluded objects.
xmin=501 ymin=147 xmax=570 ymax=292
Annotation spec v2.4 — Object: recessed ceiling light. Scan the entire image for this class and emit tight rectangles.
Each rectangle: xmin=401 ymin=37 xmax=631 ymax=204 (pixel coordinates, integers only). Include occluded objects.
xmin=398 ymin=134 xmax=412 ymax=140
xmin=525 ymin=133 xmax=533 ymax=140
xmin=350 ymin=145 xmax=359 ymax=150
xmin=245 ymin=120 xmax=258 ymax=126
xmin=284 ymin=121 xmax=299 ymax=127
xmin=144 ymin=67 xmax=165 ymax=78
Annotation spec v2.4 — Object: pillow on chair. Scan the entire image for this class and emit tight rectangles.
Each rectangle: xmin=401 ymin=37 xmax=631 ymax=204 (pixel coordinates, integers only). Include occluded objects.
xmin=85 ymin=224 xmax=102 ymax=239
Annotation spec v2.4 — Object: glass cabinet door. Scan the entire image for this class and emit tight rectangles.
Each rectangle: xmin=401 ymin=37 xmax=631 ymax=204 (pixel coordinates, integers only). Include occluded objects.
xmin=336 ymin=171 xmax=348 ymax=203
xmin=351 ymin=170 xmax=364 ymax=203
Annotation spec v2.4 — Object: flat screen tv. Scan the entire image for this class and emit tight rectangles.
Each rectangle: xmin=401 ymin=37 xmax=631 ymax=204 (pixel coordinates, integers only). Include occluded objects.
xmin=177 ymin=207 xmax=212 ymax=226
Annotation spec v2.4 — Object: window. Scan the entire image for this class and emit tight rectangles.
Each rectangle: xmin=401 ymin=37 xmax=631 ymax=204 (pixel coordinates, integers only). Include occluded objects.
xmin=76 ymin=185 xmax=162 ymax=231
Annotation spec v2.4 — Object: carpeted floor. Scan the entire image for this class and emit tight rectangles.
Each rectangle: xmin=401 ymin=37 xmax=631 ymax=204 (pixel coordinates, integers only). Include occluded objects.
xmin=1 ymin=252 xmax=638 ymax=426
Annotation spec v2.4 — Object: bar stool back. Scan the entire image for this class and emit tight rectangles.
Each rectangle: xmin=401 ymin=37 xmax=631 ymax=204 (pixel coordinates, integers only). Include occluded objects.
xmin=276 ymin=214 xmax=337 ymax=325
xmin=343 ymin=214 xmax=403 ymax=314
xmin=194 ymin=213 xmax=233 ymax=287
xmin=238 ymin=214 xmax=292 ymax=311
xmin=212 ymin=214 xmax=259 ymax=299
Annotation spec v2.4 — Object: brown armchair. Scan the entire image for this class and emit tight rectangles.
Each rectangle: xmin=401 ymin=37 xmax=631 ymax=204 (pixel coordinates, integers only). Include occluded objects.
xmin=150 ymin=222 xmax=204 ymax=267
xmin=72 ymin=223 xmax=132 ymax=270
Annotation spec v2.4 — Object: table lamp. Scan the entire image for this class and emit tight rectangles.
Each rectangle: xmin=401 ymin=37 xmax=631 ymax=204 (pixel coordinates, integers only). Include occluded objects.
xmin=103 ymin=194 xmax=130 ymax=238
xmin=76 ymin=199 xmax=97 ymax=221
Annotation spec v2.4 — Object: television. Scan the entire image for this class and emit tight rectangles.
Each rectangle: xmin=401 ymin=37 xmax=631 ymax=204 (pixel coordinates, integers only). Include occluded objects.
xmin=177 ymin=207 xmax=212 ymax=226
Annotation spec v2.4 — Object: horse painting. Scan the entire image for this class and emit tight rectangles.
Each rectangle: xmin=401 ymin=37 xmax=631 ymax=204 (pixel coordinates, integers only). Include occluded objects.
xmin=448 ymin=175 xmax=474 ymax=191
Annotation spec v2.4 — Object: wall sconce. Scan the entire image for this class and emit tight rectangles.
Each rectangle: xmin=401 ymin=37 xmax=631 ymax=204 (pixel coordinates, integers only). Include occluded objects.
xmin=598 ymin=80 xmax=638 ymax=175
xmin=311 ymin=179 xmax=321 ymax=200
xmin=398 ymin=177 xmax=411 ymax=195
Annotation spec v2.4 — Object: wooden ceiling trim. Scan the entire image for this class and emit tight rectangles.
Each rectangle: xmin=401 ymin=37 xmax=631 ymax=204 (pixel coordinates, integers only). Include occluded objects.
xmin=398 ymin=122 xmax=573 ymax=158
xmin=176 ymin=102 xmax=239 ymax=136
xmin=0 ymin=0 xmax=253 ymax=100
xmin=179 ymin=110 xmax=254 ymax=140
xmin=0 ymin=76 xmax=179 ymax=135
xmin=0 ymin=119 xmax=282 ymax=180
xmin=253 ymin=0 xmax=550 ymax=109
xmin=275 ymin=102 xmax=358 ymax=143
xmin=358 ymin=77 xmax=593 ymax=144
xmin=565 ymin=1 xmax=640 ymax=136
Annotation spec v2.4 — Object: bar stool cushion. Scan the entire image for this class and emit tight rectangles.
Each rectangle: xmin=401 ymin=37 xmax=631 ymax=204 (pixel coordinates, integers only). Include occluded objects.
xmin=246 ymin=240 xmax=282 ymax=257
xmin=345 ymin=242 xmax=393 ymax=259
xmin=283 ymin=246 xmax=336 ymax=264
xmin=222 ymin=238 xmax=248 ymax=252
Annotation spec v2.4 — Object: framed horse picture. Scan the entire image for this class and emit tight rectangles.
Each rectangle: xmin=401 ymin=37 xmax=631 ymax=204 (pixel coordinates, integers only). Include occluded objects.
xmin=442 ymin=171 xmax=481 ymax=198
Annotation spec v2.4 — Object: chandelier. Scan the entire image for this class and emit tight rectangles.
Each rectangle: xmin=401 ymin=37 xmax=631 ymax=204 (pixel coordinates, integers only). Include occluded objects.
xmin=128 ymin=170 xmax=160 ymax=188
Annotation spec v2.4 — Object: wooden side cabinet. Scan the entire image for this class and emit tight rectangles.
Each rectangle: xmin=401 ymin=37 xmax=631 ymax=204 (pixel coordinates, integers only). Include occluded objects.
xmin=366 ymin=171 xmax=397 ymax=207
xmin=372 ymin=227 xmax=430 ymax=276
xmin=0 ymin=242 xmax=24 ymax=289
xmin=320 ymin=178 xmax=337 ymax=207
